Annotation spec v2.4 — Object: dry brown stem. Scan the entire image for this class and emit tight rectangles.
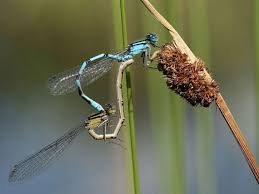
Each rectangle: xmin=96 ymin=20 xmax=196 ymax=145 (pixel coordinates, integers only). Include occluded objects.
xmin=140 ymin=0 xmax=259 ymax=183
xmin=216 ymin=94 xmax=259 ymax=182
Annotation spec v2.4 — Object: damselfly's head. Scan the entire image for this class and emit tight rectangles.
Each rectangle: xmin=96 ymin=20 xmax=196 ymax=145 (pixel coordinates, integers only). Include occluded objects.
xmin=104 ymin=103 xmax=116 ymax=115
xmin=146 ymin=33 xmax=159 ymax=45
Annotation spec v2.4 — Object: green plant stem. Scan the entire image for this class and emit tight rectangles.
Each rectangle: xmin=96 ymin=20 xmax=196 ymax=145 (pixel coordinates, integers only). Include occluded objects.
xmin=119 ymin=0 xmax=128 ymax=47
xmin=125 ymin=74 xmax=140 ymax=194
xmin=167 ymin=1 xmax=185 ymax=194
xmin=119 ymin=1 xmax=140 ymax=194
xmin=140 ymin=0 xmax=185 ymax=192
xmin=187 ymin=0 xmax=216 ymax=193
xmin=112 ymin=0 xmax=123 ymax=49
xmin=140 ymin=1 xmax=172 ymax=193
xmin=256 ymin=0 xmax=259 ymax=161
xmin=112 ymin=2 xmax=133 ymax=193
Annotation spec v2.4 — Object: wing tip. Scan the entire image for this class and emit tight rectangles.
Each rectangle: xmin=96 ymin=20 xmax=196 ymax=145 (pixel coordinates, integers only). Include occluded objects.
xmin=8 ymin=166 xmax=19 ymax=183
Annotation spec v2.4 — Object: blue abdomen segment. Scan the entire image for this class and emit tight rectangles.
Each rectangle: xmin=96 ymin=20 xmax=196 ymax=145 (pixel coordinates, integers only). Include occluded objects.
xmin=76 ymin=61 xmax=104 ymax=112
xmin=76 ymin=79 xmax=104 ymax=112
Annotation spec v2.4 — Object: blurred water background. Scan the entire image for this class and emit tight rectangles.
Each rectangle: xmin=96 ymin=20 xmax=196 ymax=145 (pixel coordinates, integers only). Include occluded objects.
xmin=0 ymin=0 xmax=258 ymax=194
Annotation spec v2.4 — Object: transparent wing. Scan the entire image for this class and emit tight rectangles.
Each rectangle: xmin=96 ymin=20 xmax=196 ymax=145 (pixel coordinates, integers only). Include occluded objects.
xmin=9 ymin=124 xmax=87 ymax=183
xmin=47 ymin=50 xmax=127 ymax=96
xmin=47 ymin=57 xmax=114 ymax=96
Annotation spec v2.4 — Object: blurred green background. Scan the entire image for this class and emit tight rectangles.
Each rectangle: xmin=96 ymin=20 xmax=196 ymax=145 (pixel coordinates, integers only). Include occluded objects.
xmin=0 ymin=0 xmax=258 ymax=194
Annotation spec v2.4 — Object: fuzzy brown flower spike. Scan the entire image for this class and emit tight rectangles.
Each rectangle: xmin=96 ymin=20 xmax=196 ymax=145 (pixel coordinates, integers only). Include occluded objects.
xmin=156 ymin=42 xmax=219 ymax=107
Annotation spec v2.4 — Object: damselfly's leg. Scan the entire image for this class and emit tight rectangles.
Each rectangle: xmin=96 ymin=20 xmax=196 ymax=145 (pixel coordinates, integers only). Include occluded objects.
xmin=142 ymin=46 xmax=156 ymax=69
xmin=146 ymin=45 xmax=151 ymax=63
xmin=142 ymin=50 xmax=148 ymax=66
xmin=103 ymin=122 xmax=107 ymax=140
xmin=145 ymin=50 xmax=160 ymax=70
xmin=141 ymin=46 xmax=150 ymax=67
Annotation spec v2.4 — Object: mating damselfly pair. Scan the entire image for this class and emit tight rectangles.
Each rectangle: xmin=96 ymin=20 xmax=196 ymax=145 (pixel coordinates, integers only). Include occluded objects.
xmin=9 ymin=33 xmax=159 ymax=182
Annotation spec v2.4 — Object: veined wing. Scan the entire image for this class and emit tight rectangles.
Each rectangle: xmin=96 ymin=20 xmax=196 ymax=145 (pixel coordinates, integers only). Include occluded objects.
xmin=47 ymin=51 xmax=126 ymax=96
xmin=9 ymin=123 xmax=87 ymax=183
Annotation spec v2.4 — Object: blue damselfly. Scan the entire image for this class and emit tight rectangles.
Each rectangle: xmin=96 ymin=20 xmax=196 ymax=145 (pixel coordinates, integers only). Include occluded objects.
xmin=48 ymin=33 xmax=159 ymax=112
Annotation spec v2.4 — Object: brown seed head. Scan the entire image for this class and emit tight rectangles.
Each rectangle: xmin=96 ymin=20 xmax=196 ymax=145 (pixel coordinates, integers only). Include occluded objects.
xmin=156 ymin=42 xmax=219 ymax=107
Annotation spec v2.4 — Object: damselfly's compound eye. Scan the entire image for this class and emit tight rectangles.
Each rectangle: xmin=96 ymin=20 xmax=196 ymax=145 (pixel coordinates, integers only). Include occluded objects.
xmin=147 ymin=33 xmax=158 ymax=44
xmin=105 ymin=103 xmax=116 ymax=115
xmin=105 ymin=103 xmax=112 ymax=109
